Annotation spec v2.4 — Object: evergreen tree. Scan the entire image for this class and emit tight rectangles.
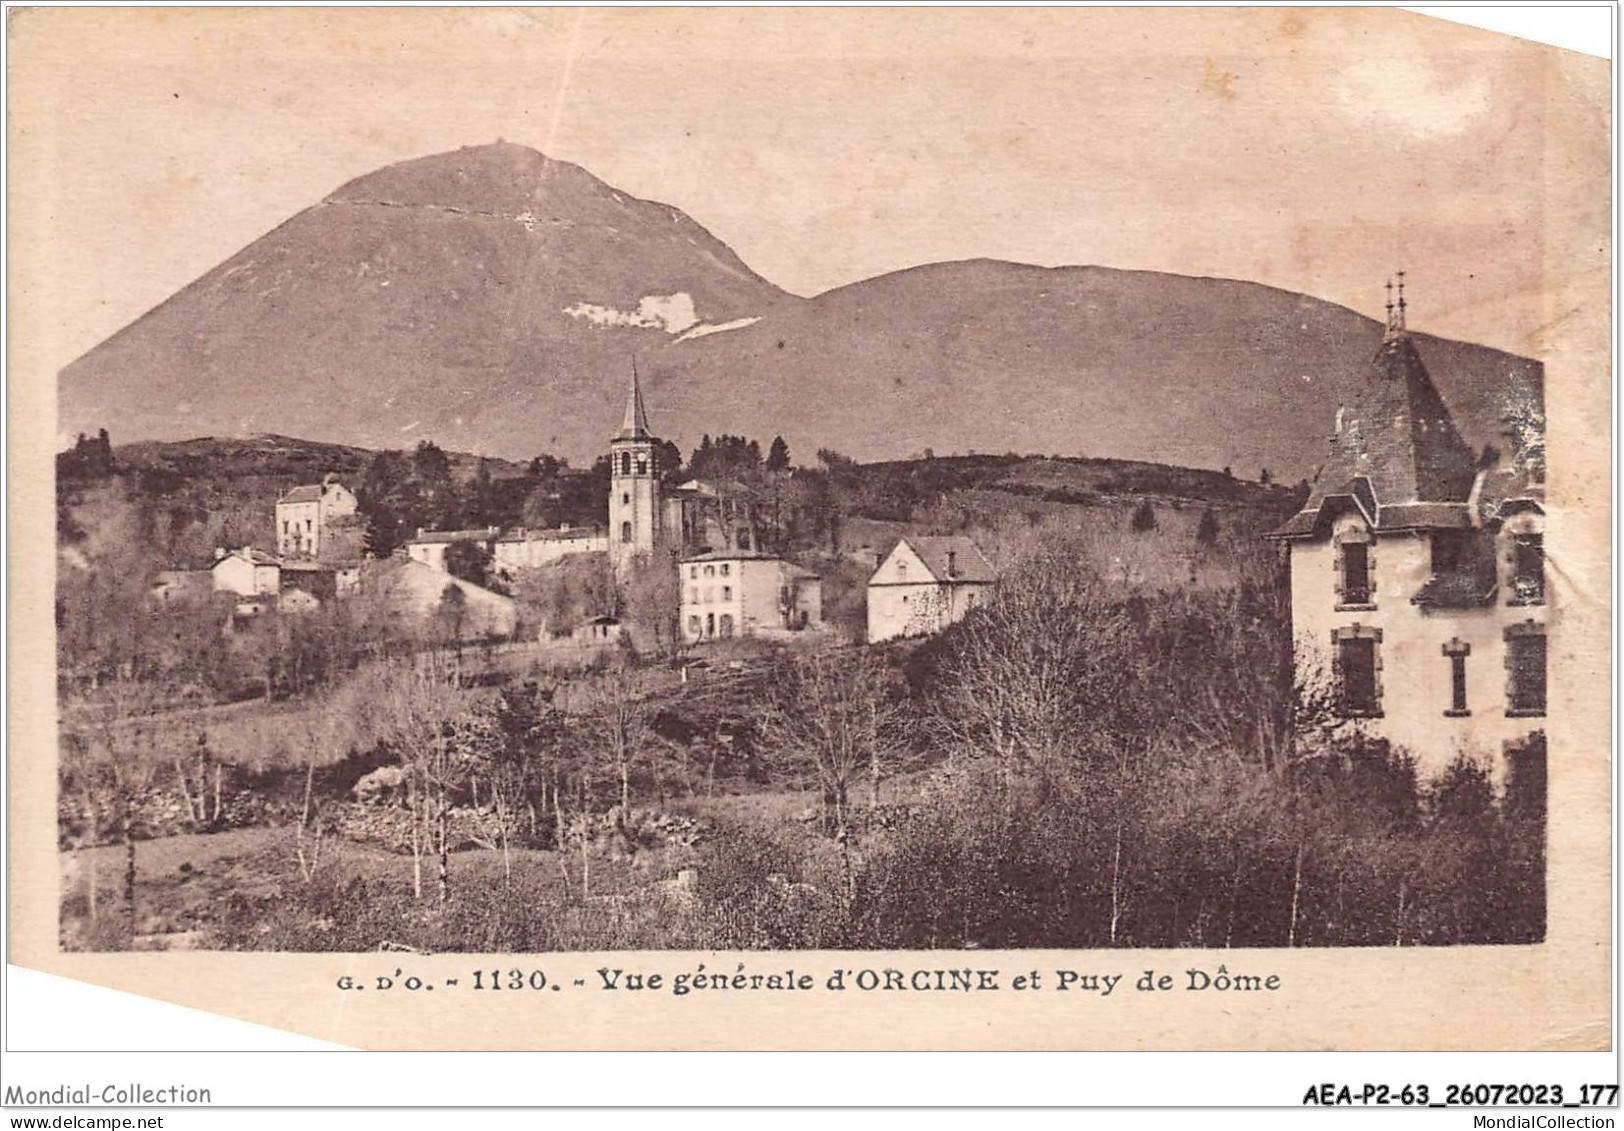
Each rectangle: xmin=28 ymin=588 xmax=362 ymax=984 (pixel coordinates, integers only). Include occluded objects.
xmin=767 ymin=435 xmax=791 ymax=472
xmin=1130 ymin=499 xmax=1157 ymax=533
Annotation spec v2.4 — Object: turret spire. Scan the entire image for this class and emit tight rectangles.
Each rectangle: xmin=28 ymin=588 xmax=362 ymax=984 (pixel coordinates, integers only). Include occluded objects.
xmin=617 ymin=359 xmax=652 ymax=440
xmin=1383 ymin=270 xmax=1409 ymax=341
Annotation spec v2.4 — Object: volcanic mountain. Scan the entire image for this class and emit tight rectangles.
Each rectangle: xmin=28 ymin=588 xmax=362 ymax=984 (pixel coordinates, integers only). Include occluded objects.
xmin=59 ymin=142 xmax=1539 ymax=480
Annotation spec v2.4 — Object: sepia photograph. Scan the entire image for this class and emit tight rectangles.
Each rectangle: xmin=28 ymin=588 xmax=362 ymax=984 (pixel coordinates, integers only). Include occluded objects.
xmin=5 ymin=4 xmax=1611 ymax=1060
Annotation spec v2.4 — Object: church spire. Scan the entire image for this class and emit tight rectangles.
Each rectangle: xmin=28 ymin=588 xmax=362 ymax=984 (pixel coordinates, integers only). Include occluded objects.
xmin=617 ymin=359 xmax=652 ymax=440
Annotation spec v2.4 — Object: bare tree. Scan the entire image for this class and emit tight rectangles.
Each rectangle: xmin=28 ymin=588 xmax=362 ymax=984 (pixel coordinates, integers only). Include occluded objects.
xmin=932 ymin=540 xmax=1134 ymax=780
xmin=619 ymin=551 xmax=681 ymax=657
xmin=354 ymin=656 xmax=471 ymax=903
xmin=63 ymin=678 xmax=167 ymax=946
xmin=758 ymin=649 xmax=903 ymax=838
xmin=572 ymin=665 xmax=657 ymax=820
xmin=467 ymin=680 xmax=562 ymax=880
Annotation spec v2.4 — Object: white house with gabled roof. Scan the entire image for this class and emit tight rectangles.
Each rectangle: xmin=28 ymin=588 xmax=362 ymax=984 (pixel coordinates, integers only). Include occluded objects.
xmin=866 ymin=535 xmax=996 ymax=644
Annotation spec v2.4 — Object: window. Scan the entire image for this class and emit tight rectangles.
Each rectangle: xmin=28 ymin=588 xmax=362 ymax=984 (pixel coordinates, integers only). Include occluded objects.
xmin=722 ymin=586 xmax=732 ymax=601
xmin=282 ymin=520 xmax=289 ymax=534
xmin=636 ymin=458 xmax=647 ymax=475
xmin=1443 ymin=639 xmax=1471 ymax=716
xmin=720 ymin=564 xmax=730 ymax=577
xmin=620 ymin=521 xmax=633 ymax=544
xmin=688 ymin=616 xmax=701 ymax=637
xmin=689 ymin=566 xmax=698 ymax=579
xmin=1332 ymin=625 xmax=1382 ymax=716
xmin=622 ymin=493 xmax=630 ymax=506
xmin=1512 ymin=533 xmax=1545 ymax=604
xmin=305 ymin=518 xmax=313 ymax=532
xmin=897 ymin=561 xmax=907 ymax=578
xmin=689 ymin=587 xmax=698 ymax=605
xmin=1506 ymin=623 xmax=1547 ymax=716
xmin=705 ymin=565 xmax=715 ymax=577
xmin=718 ymin=614 xmax=734 ymax=638
xmin=705 ymin=613 xmax=715 ymax=638
xmin=1338 ymin=539 xmax=1372 ymax=606
xmin=620 ymin=452 xmax=631 ymax=476
xmin=1432 ymin=531 xmax=1467 ymax=575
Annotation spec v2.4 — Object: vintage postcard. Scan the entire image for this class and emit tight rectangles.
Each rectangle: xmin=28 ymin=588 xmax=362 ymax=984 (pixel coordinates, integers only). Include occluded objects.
xmin=5 ymin=6 xmax=1612 ymax=1053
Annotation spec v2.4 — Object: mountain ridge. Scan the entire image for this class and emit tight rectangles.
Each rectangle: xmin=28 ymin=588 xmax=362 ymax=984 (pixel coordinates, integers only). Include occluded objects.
xmin=58 ymin=142 xmax=1541 ymax=482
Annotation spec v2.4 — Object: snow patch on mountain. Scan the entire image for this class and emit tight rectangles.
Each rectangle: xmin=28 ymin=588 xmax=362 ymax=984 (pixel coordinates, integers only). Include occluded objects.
xmin=563 ymin=293 xmax=699 ymax=334
xmin=675 ymin=316 xmax=761 ymax=343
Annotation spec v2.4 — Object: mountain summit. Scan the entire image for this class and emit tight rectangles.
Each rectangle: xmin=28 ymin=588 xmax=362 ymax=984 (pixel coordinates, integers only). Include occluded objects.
xmin=59 ymin=143 xmax=1539 ymax=478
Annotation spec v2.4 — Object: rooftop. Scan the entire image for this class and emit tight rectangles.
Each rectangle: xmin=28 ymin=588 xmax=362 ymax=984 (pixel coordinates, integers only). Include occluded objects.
xmin=892 ymin=535 xmax=997 ymax=584
xmin=1271 ymin=323 xmax=1484 ymax=540
xmin=408 ymin=527 xmax=499 ymax=545
xmin=497 ymin=525 xmax=605 ymax=543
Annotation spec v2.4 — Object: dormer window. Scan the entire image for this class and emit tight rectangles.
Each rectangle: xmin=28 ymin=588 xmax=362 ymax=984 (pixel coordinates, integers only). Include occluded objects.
xmin=1511 ymin=533 xmax=1545 ymax=605
xmin=1431 ymin=530 xmax=1467 ymax=575
xmin=1335 ymin=533 xmax=1374 ymax=609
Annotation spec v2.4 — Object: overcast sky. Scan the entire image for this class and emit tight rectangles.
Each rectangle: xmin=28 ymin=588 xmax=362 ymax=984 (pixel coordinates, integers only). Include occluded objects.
xmin=11 ymin=7 xmax=1609 ymax=367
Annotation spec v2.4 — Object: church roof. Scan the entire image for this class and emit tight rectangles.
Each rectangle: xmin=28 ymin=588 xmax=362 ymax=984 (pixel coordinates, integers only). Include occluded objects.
xmin=1271 ymin=327 xmax=1479 ymax=540
xmin=616 ymin=368 xmax=652 ymax=440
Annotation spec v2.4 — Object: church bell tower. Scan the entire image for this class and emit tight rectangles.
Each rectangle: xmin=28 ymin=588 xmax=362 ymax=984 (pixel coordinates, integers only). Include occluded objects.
xmin=609 ymin=365 xmax=660 ymax=575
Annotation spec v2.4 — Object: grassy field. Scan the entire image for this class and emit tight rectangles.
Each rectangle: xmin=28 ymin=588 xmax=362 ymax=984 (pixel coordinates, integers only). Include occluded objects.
xmin=59 ymin=779 xmax=841 ymax=952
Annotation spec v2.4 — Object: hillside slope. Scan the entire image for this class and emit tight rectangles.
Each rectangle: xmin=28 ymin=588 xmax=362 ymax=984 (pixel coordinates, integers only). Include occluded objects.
xmin=59 ymin=144 xmax=1539 ymax=481
xmin=652 ymin=260 xmax=1538 ymax=481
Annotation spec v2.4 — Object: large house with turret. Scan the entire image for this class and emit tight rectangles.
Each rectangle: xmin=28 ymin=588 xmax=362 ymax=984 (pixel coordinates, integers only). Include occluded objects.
xmin=1268 ymin=283 xmax=1547 ymax=780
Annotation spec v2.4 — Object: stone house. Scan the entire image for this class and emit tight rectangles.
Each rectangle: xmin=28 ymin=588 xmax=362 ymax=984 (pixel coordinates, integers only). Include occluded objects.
xmin=210 ymin=546 xmax=282 ymax=598
xmin=572 ymin=614 xmax=624 ymax=647
xmin=1268 ymin=288 xmax=1546 ymax=780
xmin=275 ymin=477 xmax=358 ymax=560
xmin=679 ymin=551 xmax=822 ymax=642
xmin=279 ymin=560 xmax=361 ymax=609
xmin=866 ymin=535 xmax=996 ymax=644
xmin=404 ymin=526 xmax=500 ymax=572
xmin=493 ymin=524 xmax=609 ymax=576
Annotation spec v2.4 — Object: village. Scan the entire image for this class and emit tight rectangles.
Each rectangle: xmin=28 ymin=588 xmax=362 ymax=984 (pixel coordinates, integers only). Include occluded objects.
xmin=135 ymin=283 xmax=1548 ymax=783
xmin=144 ymin=369 xmax=1001 ymax=656
xmin=53 ymin=283 xmax=1553 ymax=955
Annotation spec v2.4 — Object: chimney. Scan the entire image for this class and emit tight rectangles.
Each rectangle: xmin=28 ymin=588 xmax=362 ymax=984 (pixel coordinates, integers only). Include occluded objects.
xmin=214 ymin=547 xmax=227 ymax=562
